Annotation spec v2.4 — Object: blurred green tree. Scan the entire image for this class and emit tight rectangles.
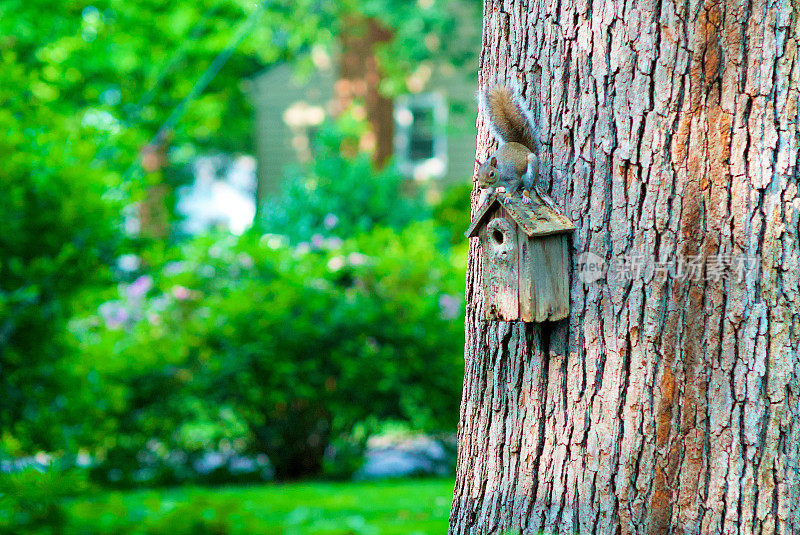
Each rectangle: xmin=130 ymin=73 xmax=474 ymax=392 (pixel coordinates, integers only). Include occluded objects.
xmin=0 ymin=0 xmax=476 ymax=463
xmin=0 ymin=68 xmax=122 ymax=450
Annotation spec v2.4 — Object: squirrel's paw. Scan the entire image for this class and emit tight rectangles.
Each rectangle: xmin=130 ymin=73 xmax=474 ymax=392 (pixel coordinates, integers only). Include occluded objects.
xmin=501 ymin=192 xmax=514 ymax=205
xmin=521 ymin=189 xmax=533 ymax=204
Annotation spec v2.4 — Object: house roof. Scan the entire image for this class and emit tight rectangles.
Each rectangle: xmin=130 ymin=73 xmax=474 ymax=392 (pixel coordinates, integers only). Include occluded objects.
xmin=465 ymin=189 xmax=575 ymax=238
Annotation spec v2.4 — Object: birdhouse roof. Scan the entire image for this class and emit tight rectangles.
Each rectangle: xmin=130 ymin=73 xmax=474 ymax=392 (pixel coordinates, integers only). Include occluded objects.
xmin=465 ymin=190 xmax=575 ymax=239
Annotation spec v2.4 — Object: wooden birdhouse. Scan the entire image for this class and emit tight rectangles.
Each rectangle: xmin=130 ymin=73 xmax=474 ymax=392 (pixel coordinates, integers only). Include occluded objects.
xmin=465 ymin=190 xmax=575 ymax=323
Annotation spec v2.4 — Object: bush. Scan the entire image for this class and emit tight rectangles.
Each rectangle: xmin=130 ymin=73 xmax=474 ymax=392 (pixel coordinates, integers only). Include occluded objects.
xmin=431 ymin=182 xmax=473 ymax=247
xmin=75 ymin=221 xmax=465 ymax=482
xmin=0 ymin=114 xmax=122 ymax=453
xmin=260 ymin=112 xmax=430 ymax=243
xmin=0 ymin=467 xmax=89 ymax=535
xmin=0 ymin=48 xmax=126 ymax=455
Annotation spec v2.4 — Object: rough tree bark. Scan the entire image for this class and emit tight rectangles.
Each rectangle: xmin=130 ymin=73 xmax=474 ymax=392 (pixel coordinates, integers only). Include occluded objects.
xmin=451 ymin=0 xmax=800 ymax=534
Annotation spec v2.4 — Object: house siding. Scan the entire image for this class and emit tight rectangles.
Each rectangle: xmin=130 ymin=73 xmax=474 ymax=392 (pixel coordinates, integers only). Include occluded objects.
xmin=251 ymin=64 xmax=335 ymax=202
xmin=250 ymin=62 xmax=477 ymax=197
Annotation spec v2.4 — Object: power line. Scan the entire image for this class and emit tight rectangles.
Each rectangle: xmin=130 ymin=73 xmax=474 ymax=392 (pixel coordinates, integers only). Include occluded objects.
xmin=130 ymin=2 xmax=222 ymax=117
xmin=123 ymin=2 xmax=266 ymax=181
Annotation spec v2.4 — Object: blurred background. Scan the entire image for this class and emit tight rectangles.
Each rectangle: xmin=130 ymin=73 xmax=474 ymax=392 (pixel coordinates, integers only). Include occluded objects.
xmin=0 ymin=0 xmax=481 ymax=533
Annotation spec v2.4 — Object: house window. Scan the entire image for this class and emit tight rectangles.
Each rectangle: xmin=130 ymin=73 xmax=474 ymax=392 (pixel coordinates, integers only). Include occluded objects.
xmin=394 ymin=93 xmax=447 ymax=180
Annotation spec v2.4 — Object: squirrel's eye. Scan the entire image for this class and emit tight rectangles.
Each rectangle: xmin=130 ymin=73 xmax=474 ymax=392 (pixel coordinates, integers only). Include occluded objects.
xmin=489 ymin=171 xmax=495 ymax=178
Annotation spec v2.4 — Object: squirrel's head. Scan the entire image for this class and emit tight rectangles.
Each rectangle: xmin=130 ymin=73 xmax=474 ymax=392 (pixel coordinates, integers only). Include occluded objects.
xmin=477 ymin=156 xmax=499 ymax=188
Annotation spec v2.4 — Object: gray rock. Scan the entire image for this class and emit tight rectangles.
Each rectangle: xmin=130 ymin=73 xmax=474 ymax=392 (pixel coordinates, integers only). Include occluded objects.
xmin=355 ymin=433 xmax=455 ymax=480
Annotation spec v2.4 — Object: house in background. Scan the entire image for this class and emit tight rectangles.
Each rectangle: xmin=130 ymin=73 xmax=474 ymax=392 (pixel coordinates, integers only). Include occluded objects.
xmin=250 ymin=60 xmax=337 ymax=200
xmin=177 ymin=50 xmax=478 ymax=236
xmin=159 ymin=7 xmax=481 ymax=237
xmin=249 ymin=32 xmax=479 ymax=206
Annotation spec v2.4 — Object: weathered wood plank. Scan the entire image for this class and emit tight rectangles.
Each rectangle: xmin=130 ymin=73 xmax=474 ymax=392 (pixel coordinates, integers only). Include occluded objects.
xmin=528 ymin=235 xmax=560 ymax=321
xmin=517 ymin=225 xmax=534 ymax=321
xmin=544 ymin=235 xmax=569 ymax=321
xmin=481 ymin=208 xmax=519 ymax=321
xmin=556 ymin=235 xmax=570 ymax=319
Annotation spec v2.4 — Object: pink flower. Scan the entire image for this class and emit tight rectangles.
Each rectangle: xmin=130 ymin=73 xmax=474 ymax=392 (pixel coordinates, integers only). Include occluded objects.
xmin=323 ymin=213 xmax=339 ymax=230
xmin=325 ymin=237 xmax=343 ymax=249
xmin=172 ymin=285 xmax=191 ymax=301
xmin=146 ymin=312 xmax=161 ymax=326
xmin=347 ymin=252 xmax=369 ymax=266
xmin=439 ymin=295 xmax=461 ymax=320
xmin=100 ymin=302 xmax=129 ymax=330
xmin=126 ymin=275 xmax=153 ymax=299
xmin=327 ymin=256 xmax=345 ymax=271
xmin=237 ymin=253 xmax=254 ymax=268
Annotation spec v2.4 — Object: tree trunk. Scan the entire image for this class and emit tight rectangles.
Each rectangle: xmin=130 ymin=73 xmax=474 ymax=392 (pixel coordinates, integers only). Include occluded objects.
xmin=451 ymin=1 xmax=800 ymax=534
xmin=336 ymin=17 xmax=395 ymax=168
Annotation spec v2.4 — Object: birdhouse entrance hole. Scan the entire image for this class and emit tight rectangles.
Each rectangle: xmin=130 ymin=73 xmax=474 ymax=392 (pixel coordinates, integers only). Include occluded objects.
xmin=492 ymin=229 xmax=504 ymax=244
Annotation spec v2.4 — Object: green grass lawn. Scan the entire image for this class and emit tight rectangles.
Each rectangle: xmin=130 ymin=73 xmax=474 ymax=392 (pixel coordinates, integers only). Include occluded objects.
xmin=64 ymin=478 xmax=454 ymax=535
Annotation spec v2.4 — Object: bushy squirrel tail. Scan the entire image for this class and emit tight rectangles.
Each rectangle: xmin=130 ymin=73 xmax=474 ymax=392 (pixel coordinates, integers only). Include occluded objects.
xmin=479 ymin=83 xmax=538 ymax=154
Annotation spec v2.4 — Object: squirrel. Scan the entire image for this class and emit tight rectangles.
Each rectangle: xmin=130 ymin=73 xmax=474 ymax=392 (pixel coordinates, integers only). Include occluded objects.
xmin=476 ymin=83 xmax=540 ymax=205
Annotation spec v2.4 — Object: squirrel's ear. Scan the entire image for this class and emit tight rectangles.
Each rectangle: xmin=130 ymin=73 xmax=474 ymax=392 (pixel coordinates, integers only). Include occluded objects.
xmin=490 ymin=156 xmax=497 ymax=167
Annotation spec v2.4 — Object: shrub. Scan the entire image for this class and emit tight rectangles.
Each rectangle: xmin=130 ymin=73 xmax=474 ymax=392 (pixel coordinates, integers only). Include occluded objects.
xmin=0 ymin=467 xmax=89 ymax=535
xmin=76 ymin=221 xmax=465 ymax=482
xmin=0 ymin=117 xmax=122 ymax=454
xmin=259 ymin=112 xmax=430 ymax=243
xmin=0 ymin=47 xmax=128 ymax=455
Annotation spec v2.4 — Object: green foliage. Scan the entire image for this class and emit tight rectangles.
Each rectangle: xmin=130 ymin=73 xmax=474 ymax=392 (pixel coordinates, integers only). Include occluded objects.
xmin=75 ymin=221 xmax=464 ymax=481
xmin=0 ymin=0 xmax=473 ymax=162
xmin=0 ymin=41 xmax=123 ymax=450
xmin=340 ymin=0 xmax=477 ymax=97
xmin=322 ymin=432 xmax=368 ymax=481
xmin=432 ymin=182 xmax=473 ymax=247
xmin=0 ymin=0 xmax=476 ymax=477
xmin=0 ymin=468 xmax=89 ymax=535
xmin=260 ymin=112 xmax=430 ymax=243
xmin=367 ymin=0 xmax=481 ymax=97
xmin=0 ymin=0 xmax=323 ymax=156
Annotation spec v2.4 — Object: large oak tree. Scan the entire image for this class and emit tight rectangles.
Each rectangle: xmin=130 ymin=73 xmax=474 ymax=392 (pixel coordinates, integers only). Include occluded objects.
xmin=451 ymin=0 xmax=800 ymax=533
